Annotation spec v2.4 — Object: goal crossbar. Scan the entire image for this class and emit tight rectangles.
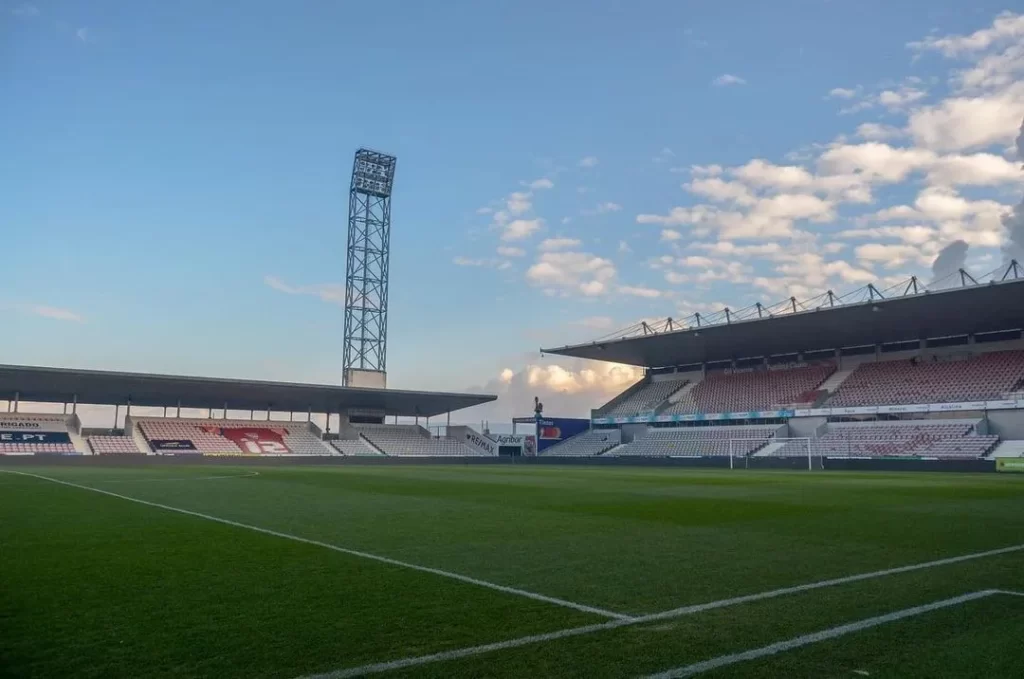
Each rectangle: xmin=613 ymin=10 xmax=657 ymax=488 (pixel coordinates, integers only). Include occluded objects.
xmin=727 ymin=437 xmax=816 ymax=470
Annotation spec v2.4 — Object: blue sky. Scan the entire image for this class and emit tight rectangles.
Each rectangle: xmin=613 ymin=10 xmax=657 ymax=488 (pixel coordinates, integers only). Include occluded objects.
xmin=3 ymin=1 xmax=1023 ymax=421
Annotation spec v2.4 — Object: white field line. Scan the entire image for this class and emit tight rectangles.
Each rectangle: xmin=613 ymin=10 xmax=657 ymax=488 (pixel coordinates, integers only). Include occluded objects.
xmin=89 ymin=472 xmax=262 ymax=484
xmin=301 ymin=543 xmax=1024 ymax=678
xmin=0 ymin=470 xmax=630 ymax=621
xmin=643 ymin=589 xmax=1016 ymax=678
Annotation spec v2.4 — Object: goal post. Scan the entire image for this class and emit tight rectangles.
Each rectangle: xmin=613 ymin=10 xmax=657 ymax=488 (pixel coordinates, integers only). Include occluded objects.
xmin=728 ymin=437 xmax=816 ymax=470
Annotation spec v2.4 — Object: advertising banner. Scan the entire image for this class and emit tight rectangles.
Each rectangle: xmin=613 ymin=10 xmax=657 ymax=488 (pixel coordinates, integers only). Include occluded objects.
xmin=537 ymin=418 xmax=590 ymax=452
xmin=0 ymin=431 xmax=71 ymax=444
xmin=0 ymin=418 xmax=68 ymax=432
xmin=996 ymin=458 xmax=1024 ymax=473
xmin=457 ymin=428 xmax=496 ymax=455
xmin=149 ymin=439 xmax=198 ymax=452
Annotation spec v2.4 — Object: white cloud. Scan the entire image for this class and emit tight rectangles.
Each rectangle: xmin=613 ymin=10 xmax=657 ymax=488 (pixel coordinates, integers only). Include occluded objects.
xmin=681 ymin=255 xmax=715 ymax=268
xmin=264 ymin=275 xmax=345 ymax=305
xmin=907 ymin=82 xmax=1024 ymax=152
xmin=497 ymin=245 xmax=525 ymax=257
xmin=688 ymin=176 xmax=757 ymax=205
xmin=877 ymin=86 xmax=927 ymax=110
xmin=476 ymin=206 xmax=494 ymax=215
xmin=713 ymin=74 xmax=747 ymax=87
xmin=908 ymin=11 xmax=1024 ymax=56
xmin=466 ymin=360 xmax=644 ymax=421
xmin=856 ymin=123 xmax=904 ymax=141
xmin=828 ymin=87 xmax=858 ymax=99
xmin=506 ymin=191 xmax=533 ymax=215
xmin=578 ymin=156 xmax=599 ymax=168
xmin=818 ymin=142 xmax=937 ymax=183
xmin=926 ymin=152 xmax=1023 ymax=186
xmin=538 ymin=237 xmax=582 ymax=251
xmin=660 ymin=229 xmax=682 ymax=241
xmin=617 ymin=240 xmax=632 ymax=253
xmin=76 ymin=27 xmax=90 ymax=43
xmin=837 ymin=225 xmax=938 ymax=245
xmin=618 ymin=285 xmax=662 ymax=298
xmin=691 ymin=164 xmax=724 ymax=177
xmin=596 ymin=201 xmax=622 ymax=213
xmin=525 ymin=251 xmax=616 ymax=297
xmin=502 ymin=218 xmax=543 ymax=241
xmin=527 ymin=178 xmax=554 ymax=190
xmin=692 ymin=241 xmax=784 ymax=258
xmin=855 ymin=243 xmax=933 ymax=269
xmin=30 ymin=305 xmax=83 ymax=322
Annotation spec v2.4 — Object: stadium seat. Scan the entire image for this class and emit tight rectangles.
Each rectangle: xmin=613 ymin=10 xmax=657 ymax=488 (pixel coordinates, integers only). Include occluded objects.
xmin=330 ymin=438 xmax=382 ymax=456
xmin=597 ymin=378 xmax=689 ymax=417
xmin=829 ymin=351 xmax=1024 ymax=407
xmin=770 ymin=420 xmax=999 ymax=459
xmin=662 ymin=364 xmax=835 ymax=415
xmin=88 ymin=436 xmax=142 ymax=454
xmin=541 ymin=429 xmax=621 ymax=456
xmin=612 ymin=425 xmax=783 ymax=457
xmin=353 ymin=424 xmax=477 ymax=456
xmin=135 ymin=418 xmax=331 ymax=455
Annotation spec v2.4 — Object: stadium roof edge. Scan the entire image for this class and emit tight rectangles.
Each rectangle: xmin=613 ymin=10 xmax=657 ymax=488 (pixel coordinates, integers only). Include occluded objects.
xmin=542 ymin=277 xmax=1024 ymax=369
xmin=0 ymin=364 xmax=494 ymax=417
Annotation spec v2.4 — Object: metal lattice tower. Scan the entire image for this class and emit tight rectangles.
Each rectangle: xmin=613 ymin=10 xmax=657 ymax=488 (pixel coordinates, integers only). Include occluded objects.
xmin=342 ymin=149 xmax=397 ymax=387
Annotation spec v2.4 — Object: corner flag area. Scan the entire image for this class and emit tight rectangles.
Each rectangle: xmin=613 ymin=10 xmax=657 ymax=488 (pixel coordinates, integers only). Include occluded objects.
xmin=3 ymin=466 xmax=1023 ymax=678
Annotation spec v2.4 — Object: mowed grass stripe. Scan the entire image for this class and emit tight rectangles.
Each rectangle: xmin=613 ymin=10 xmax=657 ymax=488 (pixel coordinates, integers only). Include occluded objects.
xmin=62 ymin=465 xmax=1024 ymax=615
xmin=311 ymin=543 xmax=1024 ymax=677
xmin=0 ymin=470 xmax=630 ymax=620
xmin=643 ymin=590 xmax=1005 ymax=678
xmin=0 ymin=474 xmax=597 ymax=679
xmin=368 ymin=553 xmax=1024 ymax=678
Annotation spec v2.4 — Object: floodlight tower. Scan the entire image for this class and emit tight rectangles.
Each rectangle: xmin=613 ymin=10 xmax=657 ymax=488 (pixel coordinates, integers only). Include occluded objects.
xmin=342 ymin=148 xmax=397 ymax=388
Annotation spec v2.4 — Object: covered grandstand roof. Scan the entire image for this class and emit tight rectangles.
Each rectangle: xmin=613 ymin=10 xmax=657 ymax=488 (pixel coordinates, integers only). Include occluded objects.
xmin=0 ymin=365 xmax=494 ymax=417
xmin=543 ymin=277 xmax=1024 ymax=369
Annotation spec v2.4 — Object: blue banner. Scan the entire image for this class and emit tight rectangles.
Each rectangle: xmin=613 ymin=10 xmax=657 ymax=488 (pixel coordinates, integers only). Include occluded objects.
xmin=0 ymin=431 xmax=71 ymax=444
xmin=537 ymin=417 xmax=590 ymax=452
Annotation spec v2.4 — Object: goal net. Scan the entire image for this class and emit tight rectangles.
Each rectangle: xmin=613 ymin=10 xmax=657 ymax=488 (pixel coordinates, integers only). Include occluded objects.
xmin=728 ymin=437 xmax=821 ymax=470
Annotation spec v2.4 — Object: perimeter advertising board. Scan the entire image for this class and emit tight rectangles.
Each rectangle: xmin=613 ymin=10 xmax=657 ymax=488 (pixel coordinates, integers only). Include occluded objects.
xmin=996 ymin=458 xmax=1024 ymax=473
xmin=536 ymin=417 xmax=590 ymax=453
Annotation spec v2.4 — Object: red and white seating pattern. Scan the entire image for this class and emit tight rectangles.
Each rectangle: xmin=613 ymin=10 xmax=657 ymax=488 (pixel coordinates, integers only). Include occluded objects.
xmin=771 ymin=421 xmax=998 ymax=459
xmin=137 ymin=418 xmax=330 ymax=455
xmin=88 ymin=436 xmax=141 ymax=454
xmin=599 ymin=379 xmax=688 ymax=417
xmin=354 ymin=424 xmax=475 ymax=456
xmin=829 ymin=351 xmax=1024 ymax=407
xmin=663 ymin=364 xmax=834 ymax=415
xmin=542 ymin=430 xmax=621 ymax=456
xmin=613 ymin=425 xmax=783 ymax=457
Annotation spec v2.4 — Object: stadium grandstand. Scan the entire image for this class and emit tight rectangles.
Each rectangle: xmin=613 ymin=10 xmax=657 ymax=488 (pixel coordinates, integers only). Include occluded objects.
xmin=0 ymin=364 xmax=497 ymax=457
xmin=538 ymin=271 xmax=1024 ymax=465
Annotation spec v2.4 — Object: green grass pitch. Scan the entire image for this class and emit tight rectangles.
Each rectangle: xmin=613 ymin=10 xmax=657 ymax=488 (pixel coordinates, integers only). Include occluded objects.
xmin=2 ymin=465 xmax=1024 ymax=678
